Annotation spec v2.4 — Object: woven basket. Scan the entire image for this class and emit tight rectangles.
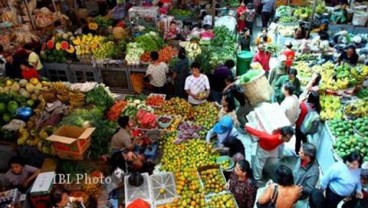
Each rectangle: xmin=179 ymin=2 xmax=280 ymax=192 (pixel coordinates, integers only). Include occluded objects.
xmin=240 ymin=70 xmax=273 ymax=106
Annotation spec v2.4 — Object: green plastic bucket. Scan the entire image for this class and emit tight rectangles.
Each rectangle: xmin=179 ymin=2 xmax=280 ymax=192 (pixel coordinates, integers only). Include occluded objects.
xmin=237 ymin=51 xmax=253 ymax=76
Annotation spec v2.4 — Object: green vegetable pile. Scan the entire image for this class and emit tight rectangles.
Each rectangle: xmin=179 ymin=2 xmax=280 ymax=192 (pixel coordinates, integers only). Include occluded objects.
xmin=212 ymin=26 xmax=236 ymax=47
xmin=94 ymin=15 xmax=114 ymax=30
xmin=276 ymin=6 xmax=293 ymax=17
xmin=135 ymin=32 xmax=163 ymax=52
xmin=41 ymin=49 xmax=73 ymax=63
xmin=93 ymin=41 xmax=123 ymax=60
xmin=60 ymin=107 xmax=118 ymax=159
xmin=169 ymin=9 xmax=193 ymax=18
xmin=356 ymin=88 xmax=368 ymax=99
xmin=279 ymin=16 xmax=297 ymax=23
xmin=85 ymin=85 xmax=114 ymax=111
xmin=0 ymin=92 xmax=33 ymax=125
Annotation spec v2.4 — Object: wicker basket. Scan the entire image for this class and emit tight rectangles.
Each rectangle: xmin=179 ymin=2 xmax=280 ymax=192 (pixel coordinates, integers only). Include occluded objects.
xmin=240 ymin=70 xmax=273 ymax=107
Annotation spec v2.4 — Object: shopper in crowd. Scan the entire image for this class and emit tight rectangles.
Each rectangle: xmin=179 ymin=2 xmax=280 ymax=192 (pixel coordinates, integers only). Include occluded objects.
xmin=223 ymin=76 xmax=252 ymax=129
xmin=238 ymin=28 xmax=252 ymax=51
xmin=300 ymin=72 xmax=322 ymax=101
xmin=4 ymin=156 xmax=40 ymax=191
xmin=20 ymin=60 xmax=40 ymax=80
xmin=221 ymin=135 xmax=246 ymax=161
xmin=280 ymin=82 xmax=300 ymax=126
xmin=51 ymin=188 xmax=84 ymax=208
xmin=294 ymin=26 xmax=307 ymax=40
xmin=206 ymin=115 xmax=238 ymax=147
xmin=237 ymin=1 xmax=247 ymax=32
xmin=245 ymin=3 xmax=256 ymax=35
xmin=268 ymin=18 xmax=279 ymax=42
xmin=172 ymin=47 xmax=189 ymax=99
xmin=295 ymin=143 xmax=320 ymax=200
xmin=245 ymin=124 xmax=294 ymax=185
xmin=0 ymin=45 xmax=6 ymax=75
xmin=158 ymin=2 xmax=168 ymax=15
xmin=274 ymin=68 xmax=301 ymax=103
xmin=212 ymin=59 xmax=235 ymax=104
xmin=110 ymin=116 xmax=135 ymax=154
xmin=261 ymin=0 xmax=275 ymax=28
xmin=225 ymin=160 xmax=257 ymax=208
xmin=269 ymin=54 xmax=287 ymax=87
xmin=145 ymin=51 xmax=169 ymax=93
xmin=295 ymin=91 xmax=321 ymax=153
xmin=258 ymin=165 xmax=302 ymax=208
xmin=184 ymin=62 xmax=210 ymax=105
xmin=338 ymin=45 xmax=359 ymax=66
xmin=219 ymin=94 xmax=240 ymax=128
xmin=282 ymin=41 xmax=295 ymax=69
xmin=23 ymin=43 xmax=43 ymax=76
xmin=5 ymin=54 xmax=21 ymax=79
xmin=320 ymin=151 xmax=364 ymax=208
xmin=255 ymin=28 xmax=272 ymax=45
xmin=308 ymin=189 xmax=326 ymax=208
xmin=253 ymin=44 xmax=271 ymax=77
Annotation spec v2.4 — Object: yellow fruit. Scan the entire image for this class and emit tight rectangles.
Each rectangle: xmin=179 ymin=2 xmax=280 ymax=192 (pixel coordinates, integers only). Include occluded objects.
xmin=30 ymin=78 xmax=39 ymax=85
xmin=6 ymin=80 xmax=13 ymax=86
xmin=55 ymin=42 xmax=61 ymax=50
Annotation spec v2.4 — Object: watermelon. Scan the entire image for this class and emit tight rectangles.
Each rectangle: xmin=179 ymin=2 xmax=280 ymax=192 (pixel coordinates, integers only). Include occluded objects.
xmin=47 ymin=40 xmax=55 ymax=49
xmin=7 ymin=101 xmax=19 ymax=115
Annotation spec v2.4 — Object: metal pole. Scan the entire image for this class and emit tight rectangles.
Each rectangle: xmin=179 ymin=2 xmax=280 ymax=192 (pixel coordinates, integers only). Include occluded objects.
xmin=306 ymin=0 xmax=317 ymax=39
xmin=211 ymin=0 xmax=215 ymax=27
xmin=23 ymin=0 xmax=36 ymax=31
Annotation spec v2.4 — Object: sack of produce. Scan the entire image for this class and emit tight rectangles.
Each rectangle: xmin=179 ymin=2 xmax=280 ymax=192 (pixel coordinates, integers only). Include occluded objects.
xmin=239 ymin=70 xmax=273 ymax=106
xmin=130 ymin=73 xmax=145 ymax=94
xmin=352 ymin=11 xmax=368 ymax=26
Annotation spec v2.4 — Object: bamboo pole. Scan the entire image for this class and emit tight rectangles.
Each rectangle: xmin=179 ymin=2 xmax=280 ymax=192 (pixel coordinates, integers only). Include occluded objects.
xmin=23 ymin=0 xmax=36 ymax=31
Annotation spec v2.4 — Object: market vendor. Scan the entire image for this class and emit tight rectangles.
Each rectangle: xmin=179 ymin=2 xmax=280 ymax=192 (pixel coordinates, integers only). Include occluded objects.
xmin=253 ymin=44 xmax=271 ymax=77
xmin=268 ymin=54 xmax=287 ymax=87
xmin=145 ymin=51 xmax=169 ymax=93
xmin=274 ymin=68 xmax=301 ymax=103
xmin=184 ymin=62 xmax=210 ymax=105
xmin=206 ymin=115 xmax=238 ymax=147
xmin=51 ymin=188 xmax=84 ymax=208
xmin=211 ymin=60 xmax=235 ymax=104
xmin=294 ymin=26 xmax=307 ymax=40
xmin=23 ymin=44 xmax=43 ymax=76
xmin=3 ymin=156 xmax=40 ymax=191
xmin=245 ymin=124 xmax=294 ymax=185
xmin=111 ymin=116 xmax=135 ymax=154
xmin=320 ymin=151 xmax=364 ymax=208
xmin=20 ymin=60 xmax=40 ymax=81
xmin=54 ymin=20 xmax=66 ymax=34
xmin=221 ymin=134 xmax=246 ymax=160
xmin=337 ymin=45 xmax=359 ymax=66
xmin=164 ymin=21 xmax=183 ymax=41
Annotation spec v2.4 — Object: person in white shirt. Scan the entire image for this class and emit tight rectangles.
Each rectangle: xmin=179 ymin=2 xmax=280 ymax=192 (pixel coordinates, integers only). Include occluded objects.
xmin=145 ymin=51 xmax=169 ymax=93
xmin=280 ymin=82 xmax=300 ymax=126
xmin=184 ymin=62 xmax=210 ymax=105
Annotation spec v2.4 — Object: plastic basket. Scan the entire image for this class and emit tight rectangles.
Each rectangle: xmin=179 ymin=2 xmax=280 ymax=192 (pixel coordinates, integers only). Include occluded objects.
xmin=205 ymin=192 xmax=239 ymax=208
xmin=198 ymin=165 xmax=227 ymax=196
xmin=240 ymin=70 xmax=273 ymax=107
xmin=149 ymin=172 xmax=177 ymax=205
xmin=124 ymin=173 xmax=152 ymax=207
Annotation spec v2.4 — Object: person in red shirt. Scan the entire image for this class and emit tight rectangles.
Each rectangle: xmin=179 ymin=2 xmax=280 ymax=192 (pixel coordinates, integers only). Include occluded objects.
xmin=20 ymin=61 xmax=40 ymax=80
xmin=237 ymin=1 xmax=247 ymax=32
xmin=295 ymin=91 xmax=321 ymax=154
xmin=245 ymin=124 xmax=294 ymax=184
xmin=282 ymin=41 xmax=295 ymax=69
xmin=253 ymin=44 xmax=271 ymax=77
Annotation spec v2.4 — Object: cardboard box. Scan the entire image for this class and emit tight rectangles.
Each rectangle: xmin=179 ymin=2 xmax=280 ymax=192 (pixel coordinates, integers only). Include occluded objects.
xmin=46 ymin=126 xmax=95 ymax=155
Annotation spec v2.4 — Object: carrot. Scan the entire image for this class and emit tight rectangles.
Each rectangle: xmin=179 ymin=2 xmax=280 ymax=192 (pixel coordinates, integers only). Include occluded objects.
xmin=140 ymin=52 xmax=151 ymax=63
xmin=158 ymin=46 xmax=178 ymax=63
xmin=107 ymin=100 xmax=127 ymax=121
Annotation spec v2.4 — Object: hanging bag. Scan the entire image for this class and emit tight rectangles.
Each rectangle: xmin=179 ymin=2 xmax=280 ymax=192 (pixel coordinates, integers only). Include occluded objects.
xmin=256 ymin=185 xmax=279 ymax=208
xmin=300 ymin=102 xmax=320 ymax=135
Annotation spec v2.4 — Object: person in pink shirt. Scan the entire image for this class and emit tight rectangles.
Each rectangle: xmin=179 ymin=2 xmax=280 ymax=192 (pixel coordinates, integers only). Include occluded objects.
xmin=253 ymin=44 xmax=271 ymax=77
xmin=158 ymin=2 xmax=168 ymax=15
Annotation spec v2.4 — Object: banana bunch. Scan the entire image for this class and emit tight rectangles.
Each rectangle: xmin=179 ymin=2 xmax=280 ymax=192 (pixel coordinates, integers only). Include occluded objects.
xmin=295 ymin=62 xmax=312 ymax=83
xmin=320 ymin=95 xmax=342 ymax=120
xmin=26 ymin=129 xmax=41 ymax=146
xmin=344 ymin=100 xmax=368 ymax=118
xmin=17 ymin=128 xmax=29 ymax=145
xmin=74 ymin=34 xmax=105 ymax=56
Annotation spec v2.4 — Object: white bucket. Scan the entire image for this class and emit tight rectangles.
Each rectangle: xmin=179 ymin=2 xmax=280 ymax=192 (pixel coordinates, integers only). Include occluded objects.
xmin=352 ymin=11 xmax=368 ymax=26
